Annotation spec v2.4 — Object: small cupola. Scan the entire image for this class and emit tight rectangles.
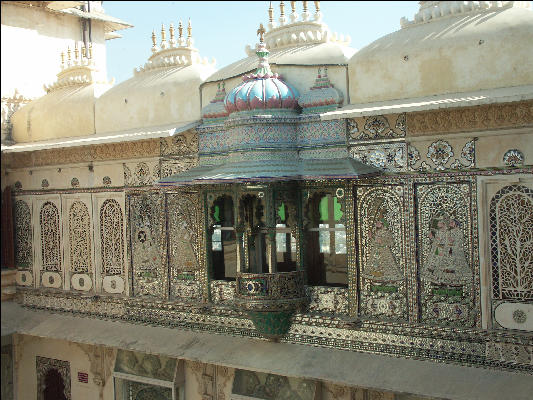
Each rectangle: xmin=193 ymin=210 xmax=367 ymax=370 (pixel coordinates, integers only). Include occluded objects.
xmin=224 ymin=24 xmax=299 ymax=115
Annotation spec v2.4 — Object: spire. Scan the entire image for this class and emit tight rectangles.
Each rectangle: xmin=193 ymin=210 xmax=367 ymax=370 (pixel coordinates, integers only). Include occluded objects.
xmin=279 ymin=1 xmax=287 ymax=25
xmin=169 ymin=23 xmax=176 ymax=47
xmin=160 ymin=24 xmax=168 ymax=49
xmin=187 ymin=18 xmax=193 ymax=47
xmin=74 ymin=42 xmax=80 ymax=64
xmin=255 ymin=24 xmax=272 ymax=76
xmin=302 ymin=1 xmax=310 ymax=21
xmin=151 ymin=29 xmax=159 ymax=53
xmin=290 ymin=1 xmax=299 ymax=23
xmin=314 ymin=1 xmax=322 ymax=21
xmin=178 ymin=20 xmax=185 ymax=46
xmin=268 ymin=1 xmax=276 ymax=29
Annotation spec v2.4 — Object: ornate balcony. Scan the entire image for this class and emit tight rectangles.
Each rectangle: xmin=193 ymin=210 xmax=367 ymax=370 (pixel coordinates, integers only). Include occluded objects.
xmin=235 ymin=271 xmax=309 ymax=340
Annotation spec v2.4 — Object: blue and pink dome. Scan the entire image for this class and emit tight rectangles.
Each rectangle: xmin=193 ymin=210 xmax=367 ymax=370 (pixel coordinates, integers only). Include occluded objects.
xmin=224 ymin=34 xmax=299 ymax=114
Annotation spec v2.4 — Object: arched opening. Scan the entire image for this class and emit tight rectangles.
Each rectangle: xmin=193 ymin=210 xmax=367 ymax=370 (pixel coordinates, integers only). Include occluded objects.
xmin=210 ymin=195 xmax=237 ymax=280
xmin=239 ymin=194 xmax=268 ymax=274
xmin=42 ymin=368 xmax=67 ymax=400
xmin=305 ymin=193 xmax=347 ymax=287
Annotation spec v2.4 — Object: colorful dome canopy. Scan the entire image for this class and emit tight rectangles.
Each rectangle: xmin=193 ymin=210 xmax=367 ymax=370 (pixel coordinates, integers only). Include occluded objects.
xmin=298 ymin=66 xmax=343 ymax=113
xmin=224 ymin=25 xmax=299 ymax=114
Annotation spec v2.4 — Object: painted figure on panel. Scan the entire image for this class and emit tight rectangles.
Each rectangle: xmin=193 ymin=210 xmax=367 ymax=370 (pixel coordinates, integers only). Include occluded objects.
xmin=363 ymin=218 xmax=403 ymax=282
xmin=423 ymin=214 xmax=470 ymax=285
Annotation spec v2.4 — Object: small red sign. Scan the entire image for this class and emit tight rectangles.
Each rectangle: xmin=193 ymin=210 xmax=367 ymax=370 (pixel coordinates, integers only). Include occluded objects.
xmin=77 ymin=372 xmax=88 ymax=383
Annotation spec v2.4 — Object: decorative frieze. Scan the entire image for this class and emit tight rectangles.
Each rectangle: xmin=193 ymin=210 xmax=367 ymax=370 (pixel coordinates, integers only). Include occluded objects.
xmin=347 ymin=114 xmax=406 ymax=142
xmin=406 ymin=100 xmax=533 ymax=137
xmin=3 ymin=138 xmax=160 ymax=169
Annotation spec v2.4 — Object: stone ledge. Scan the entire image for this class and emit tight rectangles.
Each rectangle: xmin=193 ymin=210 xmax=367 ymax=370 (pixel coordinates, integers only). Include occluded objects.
xmin=2 ymin=302 xmax=532 ymax=400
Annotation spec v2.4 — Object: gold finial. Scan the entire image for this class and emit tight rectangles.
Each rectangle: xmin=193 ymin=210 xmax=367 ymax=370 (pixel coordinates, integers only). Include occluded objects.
xmin=169 ymin=23 xmax=175 ymax=41
xmin=152 ymin=30 xmax=157 ymax=46
xmin=187 ymin=18 xmax=192 ymax=39
xmin=161 ymin=24 xmax=166 ymax=41
xmin=178 ymin=20 xmax=183 ymax=38
xmin=67 ymin=46 xmax=72 ymax=62
xmin=60 ymin=51 xmax=65 ymax=66
xmin=88 ymin=42 xmax=93 ymax=59
xmin=257 ymin=23 xmax=266 ymax=43
xmin=314 ymin=0 xmax=320 ymax=12
xmin=81 ymin=46 xmax=86 ymax=58
xmin=74 ymin=42 xmax=79 ymax=60
xmin=291 ymin=1 xmax=296 ymax=13
xmin=268 ymin=2 xmax=273 ymax=23
xmin=280 ymin=1 xmax=285 ymax=17
xmin=303 ymin=1 xmax=308 ymax=13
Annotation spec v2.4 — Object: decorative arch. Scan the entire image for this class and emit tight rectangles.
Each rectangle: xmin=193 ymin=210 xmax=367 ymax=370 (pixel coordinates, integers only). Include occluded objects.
xmin=100 ymin=199 xmax=124 ymax=275
xmin=68 ymin=201 xmax=92 ymax=273
xmin=14 ymin=200 xmax=32 ymax=269
xmin=40 ymin=201 xmax=60 ymax=271
xmin=489 ymin=184 xmax=533 ymax=301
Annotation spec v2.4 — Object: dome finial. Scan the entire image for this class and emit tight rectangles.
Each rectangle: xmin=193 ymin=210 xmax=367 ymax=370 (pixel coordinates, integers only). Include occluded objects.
xmin=178 ymin=20 xmax=185 ymax=46
xmin=160 ymin=23 xmax=168 ymax=49
xmin=151 ymin=29 xmax=159 ymax=53
xmin=187 ymin=18 xmax=194 ymax=47
xmin=255 ymin=24 xmax=272 ymax=76
xmin=257 ymin=23 xmax=266 ymax=44
xmin=88 ymin=42 xmax=93 ymax=60
xmin=279 ymin=1 xmax=287 ymax=25
xmin=314 ymin=1 xmax=322 ymax=21
xmin=268 ymin=2 xmax=277 ymax=29
xmin=302 ymin=1 xmax=310 ymax=21
xmin=67 ymin=46 xmax=72 ymax=65
xmin=74 ymin=42 xmax=79 ymax=63
xmin=169 ymin=23 xmax=176 ymax=47
xmin=290 ymin=1 xmax=299 ymax=23
xmin=60 ymin=51 xmax=65 ymax=67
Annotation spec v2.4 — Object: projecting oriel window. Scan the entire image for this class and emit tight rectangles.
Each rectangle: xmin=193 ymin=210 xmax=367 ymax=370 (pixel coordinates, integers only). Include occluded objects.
xmin=305 ymin=193 xmax=347 ymax=287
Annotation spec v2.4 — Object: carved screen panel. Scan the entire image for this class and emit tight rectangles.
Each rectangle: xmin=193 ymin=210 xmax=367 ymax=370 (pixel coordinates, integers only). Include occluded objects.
xmin=167 ymin=191 xmax=202 ymax=301
xmin=357 ymin=185 xmax=408 ymax=321
xmin=416 ymin=182 xmax=478 ymax=327
xmin=490 ymin=184 xmax=533 ymax=301
xmin=68 ymin=201 xmax=92 ymax=274
xmin=40 ymin=201 xmax=61 ymax=272
xmin=14 ymin=200 xmax=32 ymax=270
xmin=128 ymin=192 xmax=164 ymax=298
xmin=100 ymin=199 xmax=124 ymax=276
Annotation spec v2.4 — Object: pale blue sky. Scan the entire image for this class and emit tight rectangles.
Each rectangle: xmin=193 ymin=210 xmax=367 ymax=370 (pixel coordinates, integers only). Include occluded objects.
xmin=103 ymin=1 xmax=420 ymax=84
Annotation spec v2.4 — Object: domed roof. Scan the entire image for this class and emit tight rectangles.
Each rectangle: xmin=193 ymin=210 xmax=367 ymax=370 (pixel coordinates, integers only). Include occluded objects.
xmin=95 ymin=21 xmax=216 ymax=134
xmin=206 ymin=3 xmax=354 ymax=83
xmin=12 ymin=48 xmax=112 ymax=143
xmin=298 ymin=66 xmax=343 ymax=113
xmin=224 ymin=32 xmax=299 ymax=114
xmin=348 ymin=2 xmax=533 ymax=105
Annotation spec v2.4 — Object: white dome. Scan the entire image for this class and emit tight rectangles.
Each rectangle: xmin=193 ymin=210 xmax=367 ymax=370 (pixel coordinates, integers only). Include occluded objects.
xmin=95 ymin=62 xmax=215 ymax=134
xmin=11 ymin=63 xmax=111 ymax=143
xmin=348 ymin=4 xmax=533 ymax=104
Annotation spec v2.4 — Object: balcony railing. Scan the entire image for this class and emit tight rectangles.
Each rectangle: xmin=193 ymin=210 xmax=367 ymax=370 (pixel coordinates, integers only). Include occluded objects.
xmin=235 ymin=271 xmax=309 ymax=340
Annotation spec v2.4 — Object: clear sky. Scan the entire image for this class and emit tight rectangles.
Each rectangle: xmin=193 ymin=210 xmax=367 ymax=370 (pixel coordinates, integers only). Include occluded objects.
xmin=103 ymin=1 xmax=420 ymax=84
